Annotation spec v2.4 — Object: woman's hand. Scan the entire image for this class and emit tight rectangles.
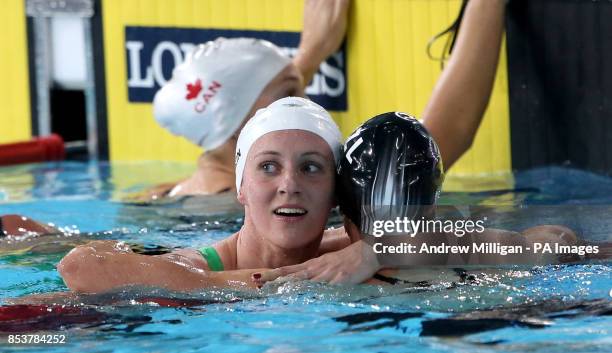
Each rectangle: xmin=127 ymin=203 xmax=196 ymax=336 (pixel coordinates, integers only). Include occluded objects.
xmin=252 ymin=239 xmax=380 ymax=285
xmin=293 ymin=0 xmax=350 ymax=85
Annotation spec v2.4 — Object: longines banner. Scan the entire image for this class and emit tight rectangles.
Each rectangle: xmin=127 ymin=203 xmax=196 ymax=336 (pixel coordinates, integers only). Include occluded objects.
xmin=125 ymin=26 xmax=348 ymax=111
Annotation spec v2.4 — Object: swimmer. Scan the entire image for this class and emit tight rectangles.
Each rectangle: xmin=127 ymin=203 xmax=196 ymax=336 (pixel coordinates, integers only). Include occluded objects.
xmin=254 ymin=112 xmax=595 ymax=285
xmin=139 ymin=0 xmax=350 ymax=199
xmin=57 ymin=98 xmax=354 ymax=293
xmin=143 ymin=0 xmax=507 ymax=199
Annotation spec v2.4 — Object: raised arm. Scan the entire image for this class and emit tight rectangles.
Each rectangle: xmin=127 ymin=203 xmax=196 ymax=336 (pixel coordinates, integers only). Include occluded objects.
xmin=293 ymin=0 xmax=350 ymax=86
xmin=422 ymin=0 xmax=506 ymax=170
xmin=57 ymin=241 xmax=260 ymax=293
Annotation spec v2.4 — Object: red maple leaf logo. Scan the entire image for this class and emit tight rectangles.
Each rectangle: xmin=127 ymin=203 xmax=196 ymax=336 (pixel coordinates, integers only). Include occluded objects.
xmin=185 ymin=79 xmax=202 ymax=100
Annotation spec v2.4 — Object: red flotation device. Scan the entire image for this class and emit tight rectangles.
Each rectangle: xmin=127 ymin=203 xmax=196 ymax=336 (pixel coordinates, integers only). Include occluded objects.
xmin=0 ymin=304 xmax=109 ymax=332
xmin=0 ymin=299 xmax=209 ymax=332
xmin=0 ymin=296 xmax=242 ymax=332
xmin=0 ymin=134 xmax=65 ymax=166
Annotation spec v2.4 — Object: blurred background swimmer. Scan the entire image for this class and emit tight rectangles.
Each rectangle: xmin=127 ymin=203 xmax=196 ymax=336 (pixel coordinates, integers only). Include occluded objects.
xmin=141 ymin=0 xmax=350 ymax=199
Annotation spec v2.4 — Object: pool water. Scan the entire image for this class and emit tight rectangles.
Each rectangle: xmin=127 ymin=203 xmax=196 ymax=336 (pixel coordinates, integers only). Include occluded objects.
xmin=0 ymin=162 xmax=610 ymax=352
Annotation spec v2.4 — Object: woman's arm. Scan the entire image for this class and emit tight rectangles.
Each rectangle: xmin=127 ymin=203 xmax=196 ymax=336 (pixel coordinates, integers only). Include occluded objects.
xmin=422 ymin=0 xmax=506 ymax=170
xmin=293 ymin=0 xmax=350 ymax=86
xmin=58 ymin=241 xmax=261 ymax=293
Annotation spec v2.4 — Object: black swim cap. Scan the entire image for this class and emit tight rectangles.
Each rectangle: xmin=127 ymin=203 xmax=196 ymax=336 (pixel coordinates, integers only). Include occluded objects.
xmin=336 ymin=112 xmax=444 ymax=233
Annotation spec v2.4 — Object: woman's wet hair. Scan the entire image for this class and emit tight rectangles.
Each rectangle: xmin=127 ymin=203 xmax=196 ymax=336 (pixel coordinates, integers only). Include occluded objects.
xmin=426 ymin=0 xmax=469 ymax=69
xmin=336 ymin=112 xmax=444 ymax=234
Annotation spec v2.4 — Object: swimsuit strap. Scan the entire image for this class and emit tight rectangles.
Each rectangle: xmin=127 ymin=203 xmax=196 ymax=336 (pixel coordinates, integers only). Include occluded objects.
xmin=373 ymin=273 xmax=431 ymax=286
xmin=198 ymin=246 xmax=225 ymax=271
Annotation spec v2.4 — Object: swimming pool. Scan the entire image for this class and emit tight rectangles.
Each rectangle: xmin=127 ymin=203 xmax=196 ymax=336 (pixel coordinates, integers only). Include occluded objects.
xmin=1 ymin=162 xmax=610 ymax=352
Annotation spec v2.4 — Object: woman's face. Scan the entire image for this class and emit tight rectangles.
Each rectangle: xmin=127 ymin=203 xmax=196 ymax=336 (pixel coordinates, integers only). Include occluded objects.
xmin=238 ymin=130 xmax=335 ymax=250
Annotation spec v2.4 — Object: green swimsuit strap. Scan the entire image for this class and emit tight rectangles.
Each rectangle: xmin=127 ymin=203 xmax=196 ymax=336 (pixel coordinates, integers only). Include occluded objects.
xmin=198 ymin=246 xmax=225 ymax=271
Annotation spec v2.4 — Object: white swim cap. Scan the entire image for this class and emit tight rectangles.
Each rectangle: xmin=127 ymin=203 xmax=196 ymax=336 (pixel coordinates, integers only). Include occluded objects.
xmin=153 ymin=37 xmax=292 ymax=150
xmin=235 ymin=97 xmax=343 ymax=190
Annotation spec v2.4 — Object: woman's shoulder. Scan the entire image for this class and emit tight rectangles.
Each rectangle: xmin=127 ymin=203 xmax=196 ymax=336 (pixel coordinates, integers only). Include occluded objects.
xmin=215 ymin=234 xmax=238 ymax=270
xmin=188 ymin=233 xmax=238 ymax=271
xmin=160 ymin=233 xmax=236 ymax=272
